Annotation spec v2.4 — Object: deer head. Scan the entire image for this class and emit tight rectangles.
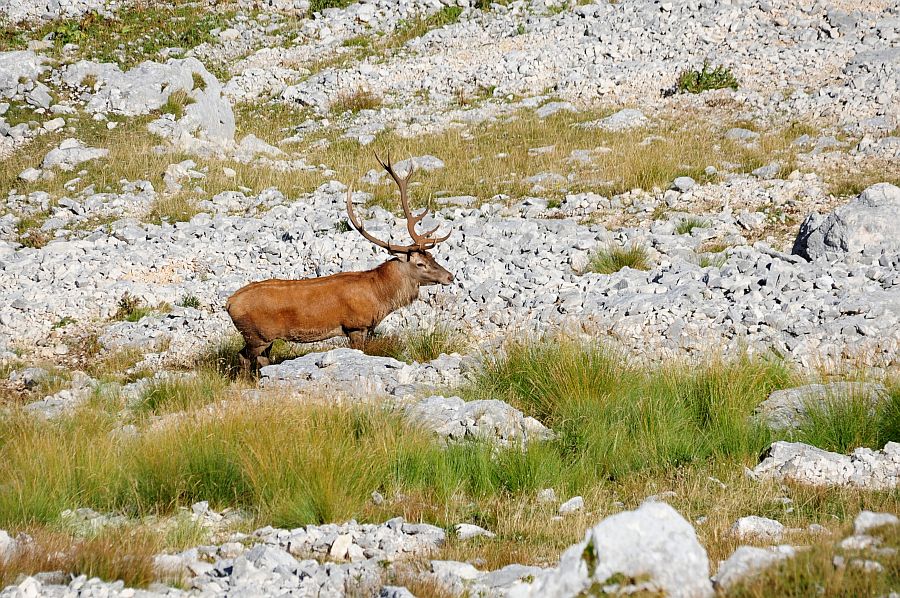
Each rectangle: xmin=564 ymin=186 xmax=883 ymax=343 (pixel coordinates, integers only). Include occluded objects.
xmin=346 ymin=154 xmax=454 ymax=286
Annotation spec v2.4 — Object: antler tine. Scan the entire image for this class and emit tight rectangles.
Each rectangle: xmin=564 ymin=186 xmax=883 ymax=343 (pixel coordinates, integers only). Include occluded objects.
xmin=376 ymin=151 xmax=446 ymax=247
xmin=346 ymin=187 xmax=414 ymax=253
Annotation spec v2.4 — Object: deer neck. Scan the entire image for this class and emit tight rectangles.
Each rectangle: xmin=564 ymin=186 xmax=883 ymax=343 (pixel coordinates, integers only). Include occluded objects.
xmin=375 ymin=260 xmax=420 ymax=309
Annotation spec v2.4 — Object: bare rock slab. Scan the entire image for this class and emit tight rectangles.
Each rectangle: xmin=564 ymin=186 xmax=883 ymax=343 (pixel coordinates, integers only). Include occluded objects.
xmin=752 ymin=441 xmax=900 ymax=490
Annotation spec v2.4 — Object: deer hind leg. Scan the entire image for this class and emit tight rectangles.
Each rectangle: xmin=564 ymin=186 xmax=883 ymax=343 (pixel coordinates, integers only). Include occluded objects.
xmin=347 ymin=329 xmax=369 ymax=350
xmin=240 ymin=341 xmax=272 ymax=373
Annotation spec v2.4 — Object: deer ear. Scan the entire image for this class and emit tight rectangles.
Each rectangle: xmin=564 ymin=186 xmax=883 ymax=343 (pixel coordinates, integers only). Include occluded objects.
xmin=391 ymin=251 xmax=411 ymax=262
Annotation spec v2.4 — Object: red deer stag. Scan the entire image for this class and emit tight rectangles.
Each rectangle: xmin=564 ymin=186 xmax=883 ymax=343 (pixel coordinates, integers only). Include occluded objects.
xmin=226 ymin=155 xmax=454 ymax=372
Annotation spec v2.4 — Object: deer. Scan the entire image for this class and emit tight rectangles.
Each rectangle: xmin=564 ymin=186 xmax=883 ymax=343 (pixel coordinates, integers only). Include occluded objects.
xmin=226 ymin=154 xmax=454 ymax=373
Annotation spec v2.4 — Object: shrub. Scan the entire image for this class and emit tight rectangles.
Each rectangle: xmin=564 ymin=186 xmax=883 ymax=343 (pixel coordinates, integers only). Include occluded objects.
xmin=587 ymin=244 xmax=651 ymax=274
xmin=177 ymin=295 xmax=201 ymax=309
xmin=675 ymin=62 xmax=738 ymax=94
xmin=133 ymin=371 xmax=229 ymax=415
xmin=308 ymin=0 xmax=354 ymax=15
xmin=114 ymin=293 xmax=151 ymax=322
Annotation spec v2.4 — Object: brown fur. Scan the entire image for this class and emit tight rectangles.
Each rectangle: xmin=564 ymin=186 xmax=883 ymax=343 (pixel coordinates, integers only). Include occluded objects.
xmin=226 ymin=251 xmax=453 ymax=371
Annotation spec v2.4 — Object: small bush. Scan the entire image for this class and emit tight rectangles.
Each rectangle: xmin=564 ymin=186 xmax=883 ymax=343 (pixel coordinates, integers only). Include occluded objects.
xmin=675 ymin=62 xmax=738 ymax=94
xmin=146 ymin=195 xmax=199 ymax=224
xmin=0 ymin=527 xmax=160 ymax=589
xmin=160 ymin=89 xmax=195 ymax=119
xmin=177 ymin=295 xmax=201 ymax=309
xmin=329 ymin=88 xmax=381 ymax=115
xmin=587 ymin=245 xmax=651 ymax=274
xmin=308 ymin=0 xmax=354 ymax=15
xmin=362 ymin=325 xmax=466 ymax=363
xmin=114 ymin=293 xmax=151 ymax=322
xmin=675 ymin=217 xmax=709 ymax=235
xmin=191 ymin=72 xmax=206 ymax=92
xmin=698 ymin=253 xmax=727 ymax=269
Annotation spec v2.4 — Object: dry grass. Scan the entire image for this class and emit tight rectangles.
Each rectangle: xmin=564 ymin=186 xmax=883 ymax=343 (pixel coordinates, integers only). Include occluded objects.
xmin=0 ymin=526 xmax=161 ymax=589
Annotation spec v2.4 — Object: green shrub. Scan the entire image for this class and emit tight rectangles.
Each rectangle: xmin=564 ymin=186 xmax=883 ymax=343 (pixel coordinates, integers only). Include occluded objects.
xmin=177 ymin=295 xmax=201 ymax=309
xmin=675 ymin=62 xmax=738 ymax=94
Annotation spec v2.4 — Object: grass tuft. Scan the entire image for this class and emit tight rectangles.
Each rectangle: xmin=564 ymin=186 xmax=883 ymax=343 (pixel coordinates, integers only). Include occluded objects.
xmin=796 ymin=383 xmax=900 ymax=453
xmin=587 ymin=244 xmax=651 ymax=274
xmin=676 ymin=217 xmax=709 ymax=235
xmin=0 ymin=526 xmax=160 ymax=589
xmin=330 ymin=87 xmax=382 ymax=115
xmin=133 ymin=371 xmax=229 ymax=415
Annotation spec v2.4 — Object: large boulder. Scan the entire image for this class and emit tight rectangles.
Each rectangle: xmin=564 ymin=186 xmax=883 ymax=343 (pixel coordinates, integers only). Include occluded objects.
xmin=792 ymin=183 xmax=900 ymax=260
xmin=510 ymin=502 xmax=714 ymax=598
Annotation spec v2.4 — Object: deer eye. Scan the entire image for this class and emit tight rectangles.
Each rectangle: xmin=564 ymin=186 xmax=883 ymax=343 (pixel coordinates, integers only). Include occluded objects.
xmin=416 ymin=262 xmax=426 ymax=268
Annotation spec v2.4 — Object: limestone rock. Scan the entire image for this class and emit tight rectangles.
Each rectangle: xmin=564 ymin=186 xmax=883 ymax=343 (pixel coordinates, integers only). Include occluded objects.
xmin=793 ymin=183 xmax=900 ymax=260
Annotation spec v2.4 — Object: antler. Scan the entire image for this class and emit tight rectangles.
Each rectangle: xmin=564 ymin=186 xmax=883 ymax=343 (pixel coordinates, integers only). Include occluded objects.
xmin=375 ymin=152 xmax=451 ymax=249
xmin=345 ymin=153 xmax=451 ymax=254
xmin=346 ymin=188 xmax=417 ymax=253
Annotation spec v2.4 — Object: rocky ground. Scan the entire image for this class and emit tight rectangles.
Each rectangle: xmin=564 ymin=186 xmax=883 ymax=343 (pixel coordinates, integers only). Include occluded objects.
xmin=1 ymin=0 xmax=899 ymax=596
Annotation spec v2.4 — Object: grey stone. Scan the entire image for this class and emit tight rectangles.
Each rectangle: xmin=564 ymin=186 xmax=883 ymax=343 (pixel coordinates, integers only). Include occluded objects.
xmin=42 ymin=138 xmax=109 ymax=171
xmin=730 ymin=516 xmax=786 ymax=542
xmin=793 ymin=183 xmax=900 ymax=260
xmin=581 ymin=108 xmax=648 ymax=132
xmin=714 ymin=545 xmax=795 ymax=591
xmin=854 ymin=511 xmax=899 ymax=535
xmin=455 ymin=523 xmax=496 ymax=540
xmin=558 ymin=496 xmax=584 ymax=515
xmin=673 ymin=176 xmax=696 ymax=192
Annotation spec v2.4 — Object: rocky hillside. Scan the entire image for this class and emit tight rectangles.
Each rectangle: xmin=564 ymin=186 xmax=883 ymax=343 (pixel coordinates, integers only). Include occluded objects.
xmin=0 ymin=0 xmax=898 ymax=596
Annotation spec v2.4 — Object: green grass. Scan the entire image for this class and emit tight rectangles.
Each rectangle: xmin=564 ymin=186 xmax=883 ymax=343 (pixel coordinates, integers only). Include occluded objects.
xmin=132 ymin=371 xmax=230 ymax=415
xmin=308 ymin=0 xmax=355 ymax=15
xmin=676 ymin=217 xmax=709 ymax=235
xmin=730 ymin=522 xmax=900 ymax=598
xmin=675 ymin=62 xmax=739 ymax=94
xmin=465 ymin=338 xmax=794 ymax=481
xmin=587 ymin=245 xmax=651 ymax=274
xmin=329 ymin=87 xmax=382 ymax=115
xmin=796 ymin=383 xmax=900 ymax=453
xmin=0 ymin=341 xmax=795 ymax=529
xmin=0 ymin=3 xmax=234 ymax=69
xmin=363 ymin=325 xmax=467 ymax=363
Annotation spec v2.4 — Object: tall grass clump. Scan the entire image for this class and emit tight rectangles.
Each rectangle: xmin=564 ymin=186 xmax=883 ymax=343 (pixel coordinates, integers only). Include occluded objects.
xmin=796 ymin=384 xmax=900 ymax=453
xmin=587 ymin=244 xmax=651 ymax=274
xmin=0 ymin=526 xmax=161 ymax=589
xmin=470 ymin=338 xmax=793 ymax=480
xmin=133 ymin=371 xmax=229 ymax=415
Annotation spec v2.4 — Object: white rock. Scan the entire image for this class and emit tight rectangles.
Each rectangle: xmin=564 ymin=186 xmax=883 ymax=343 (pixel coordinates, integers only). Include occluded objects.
xmin=513 ymin=502 xmax=713 ymax=598
xmin=730 ymin=516 xmax=786 ymax=542
xmin=455 ymin=523 xmax=496 ymax=540
xmin=854 ymin=511 xmax=899 ymax=535
xmin=558 ymin=496 xmax=584 ymax=515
